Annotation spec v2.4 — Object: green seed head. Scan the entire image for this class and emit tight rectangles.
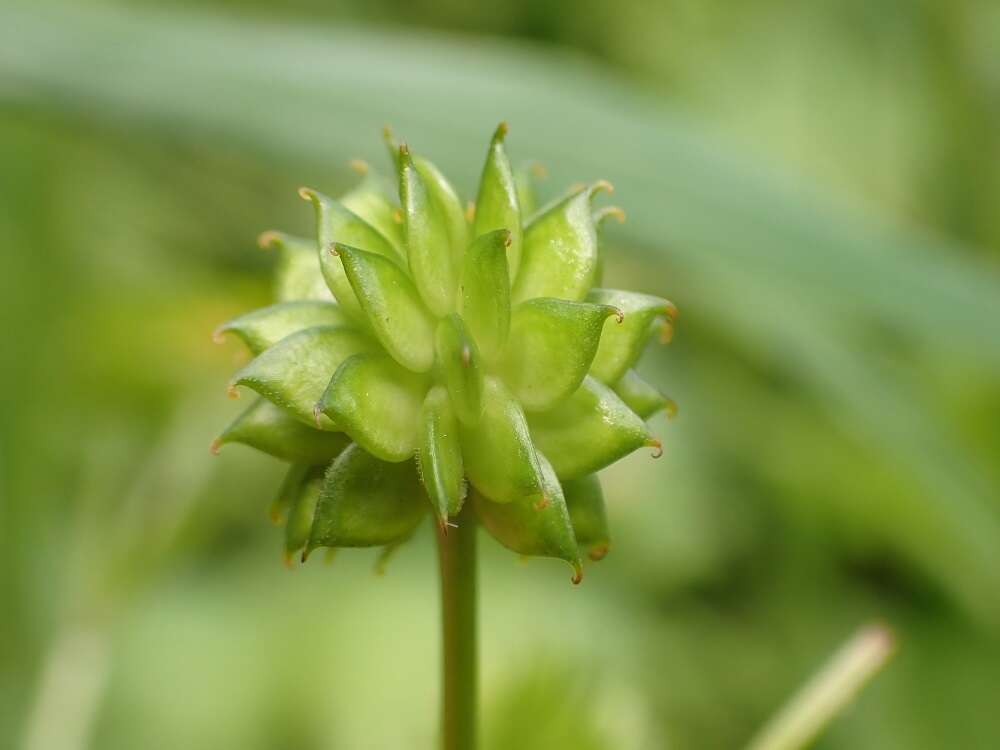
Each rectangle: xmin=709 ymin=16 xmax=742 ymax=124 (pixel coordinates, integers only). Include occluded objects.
xmin=214 ymin=124 xmax=677 ymax=582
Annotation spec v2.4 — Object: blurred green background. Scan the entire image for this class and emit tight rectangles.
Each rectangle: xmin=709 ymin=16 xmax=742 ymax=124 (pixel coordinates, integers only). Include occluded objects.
xmin=2 ymin=0 xmax=999 ymax=748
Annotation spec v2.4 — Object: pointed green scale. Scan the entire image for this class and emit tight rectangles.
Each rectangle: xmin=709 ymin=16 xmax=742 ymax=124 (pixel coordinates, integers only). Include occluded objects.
xmin=586 ymin=289 xmax=678 ymax=384
xmin=417 ymin=386 xmax=466 ymax=521
xmin=259 ymin=231 xmax=334 ymax=303
xmin=461 ymin=377 xmax=545 ymax=505
xmin=307 ymin=444 xmax=427 ymax=553
xmin=399 ymin=145 xmax=459 ymax=317
xmin=284 ymin=465 xmax=325 ymax=559
xmin=435 ymin=314 xmax=485 ymax=426
xmin=528 ymin=376 xmax=655 ymax=479
xmin=512 ymin=181 xmax=611 ymax=304
xmin=339 ymin=167 xmax=405 ymax=253
xmin=385 ymin=129 xmax=468 ymax=267
xmin=300 ymin=188 xmax=403 ymax=322
xmin=229 ymin=325 xmax=375 ymax=430
xmin=334 ymin=242 xmax=436 ymax=373
xmin=474 ymin=123 xmax=523 ymax=280
xmin=270 ymin=462 xmax=310 ymax=526
xmin=562 ymin=474 xmax=611 ymax=561
xmin=473 ymin=452 xmax=582 ymax=583
xmin=613 ymin=369 xmax=676 ymax=420
xmin=317 ymin=352 xmax=428 ymax=463
xmin=502 ymin=298 xmax=620 ymax=412
xmin=458 ymin=229 xmax=512 ymax=365
xmin=212 ymin=398 xmax=350 ymax=463
xmin=214 ymin=300 xmax=352 ymax=355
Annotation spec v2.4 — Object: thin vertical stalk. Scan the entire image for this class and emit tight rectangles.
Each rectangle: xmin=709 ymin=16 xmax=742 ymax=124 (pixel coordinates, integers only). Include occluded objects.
xmin=436 ymin=504 xmax=478 ymax=750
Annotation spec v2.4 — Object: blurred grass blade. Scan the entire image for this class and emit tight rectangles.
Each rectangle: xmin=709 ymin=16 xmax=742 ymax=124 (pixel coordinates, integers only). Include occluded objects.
xmin=0 ymin=2 xmax=997 ymax=370
xmin=746 ymin=624 xmax=895 ymax=750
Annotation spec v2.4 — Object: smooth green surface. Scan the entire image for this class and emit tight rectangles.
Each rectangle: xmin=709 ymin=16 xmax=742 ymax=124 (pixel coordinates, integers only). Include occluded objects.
xmin=436 ymin=504 xmax=479 ymax=750
xmin=458 ymin=229 xmax=512 ymax=365
xmin=418 ymin=386 xmax=466 ymax=520
xmin=529 ymin=377 xmax=653 ymax=480
xmin=435 ymin=314 xmax=485 ymax=427
xmin=473 ymin=452 xmax=581 ymax=581
xmin=562 ymin=474 xmax=610 ymax=561
xmin=213 ymin=397 xmax=350 ymax=463
xmin=318 ymin=352 xmax=428 ymax=462
xmin=214 ymin=300 xmax=352 ymax=355
xmin=502 ymin=298 xmax=618 ymax=411
xmin=586 ymin=289 xmax=676 ymax=385
xmin=308 ymin=444 xmax=426 ymax=550
xmin=336 ymin=243 xmax=437 ymax=372
xmin=474 ymin=124 xmax=523 ymax=280
xmin=400 ymin=146 xmax=459 ymax=316
xmin=513 ymin=184 xmax=606 ymax=303
xmin=229 ymin=325 xmax=375 ymax=428
xmin=461 ymin=378 xmax=545 ymax=505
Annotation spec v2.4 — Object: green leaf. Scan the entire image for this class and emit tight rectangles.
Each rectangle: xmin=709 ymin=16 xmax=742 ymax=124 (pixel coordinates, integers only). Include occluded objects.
xmin=212 ymin=397 xmax=350 ymax=463
xmin=461 ymin=377 xmax=545 ymax=504
xmin=300 ymin=187 xmax=403 ymax=321
xmin=284 ymin=464 xmax=325 ymax=559
xmin=213 ymin=300 xmax=351 ymax=355
xmin=434 ymin=314 xmax=485 ymax=426
xmin=528 ymin=376 xmax=656 ymax=479
xmin=398 ymin=144 xmax=459 ymax=317
xmin=586 ymin=289 xmax=678 ymax=384
xmin=613 ymin=369 xmax=676 ymax=420
xmin=473 ymin=451 xmax=582 ymax=583
xmin=458 ymin=229 xmax=511 ymax=364
xmin=317 ymin=352 xmax=428 ymax=463
xmin=228 ymin=325 xmax=374 ymax=429
xmin=258 ymin=231 xmax=333 ymax=303
xmin=512 ymin=182 xmax=610 ymax=304
xmin=562 ymin=474 xmax=611 ymax=561
xmin=339 ymin=165 xmax=404 ymax=254
xmin=417 ymin=386 xmax=466 ymax=522
xmin=474 ymin=123 xmax=523 ymax=280
xmin=502 ymin=297 xmax=620 ymax=411
xmin=334 ymin=242 xmax=436 ymax=373
xmin=306 ymin=444 xmax=426 ymax=553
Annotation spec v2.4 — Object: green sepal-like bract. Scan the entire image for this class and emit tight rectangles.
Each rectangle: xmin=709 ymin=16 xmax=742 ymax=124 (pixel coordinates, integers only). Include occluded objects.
xmin=214 ymin=301 xmax=351 ymax=355
xmin=528 ymin=376 xmax=655 ymax=480
xmin=512 ymin=181 xmax=611 ymax=304
xmin=317 ymin=352 xmax=428 ymax=462
xmin=473 ymin=452 xmax=582 ymax=583
xmin=502 ymin=298 xmax=620 ymax=411
xmin=474 ymin=123 xmax=523 ymax=281
xmin=417 ymin=386 xmax=467 ymax=522
xmin=212 ymin=398 xmax=349 ymax=463
xmin=258 ymin=231 xmax=335 ymax=303
xmin=306 ymin=444 xmax=426 ymax=554
xmin=215 ymin=125 xmax=676 ymax=577
xmin=228 ymin=325 xmax=374 ymax=429
xmin=562 ymin=474 xmax=611 ymax=561
xmin=587 ymin=289 xmax=678 ymax=384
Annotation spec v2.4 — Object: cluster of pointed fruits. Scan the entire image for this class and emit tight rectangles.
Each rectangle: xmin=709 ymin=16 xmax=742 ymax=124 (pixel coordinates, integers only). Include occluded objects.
xmin=213 ymin=124 xmax=677 ymax=582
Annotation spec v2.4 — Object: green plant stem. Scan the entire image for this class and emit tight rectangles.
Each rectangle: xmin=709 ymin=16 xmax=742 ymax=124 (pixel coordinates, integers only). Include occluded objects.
xmin=437 ymin=504 xmax=478 ymax=750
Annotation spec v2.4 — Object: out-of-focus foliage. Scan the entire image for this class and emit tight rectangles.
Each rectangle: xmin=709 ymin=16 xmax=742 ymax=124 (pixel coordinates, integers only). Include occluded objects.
xmin=1 ymin=0 xmax=998 ymax=748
